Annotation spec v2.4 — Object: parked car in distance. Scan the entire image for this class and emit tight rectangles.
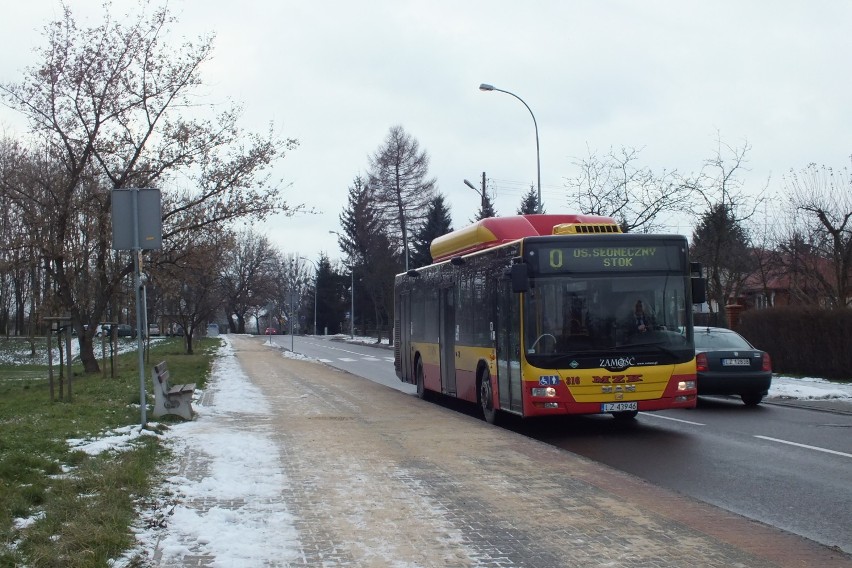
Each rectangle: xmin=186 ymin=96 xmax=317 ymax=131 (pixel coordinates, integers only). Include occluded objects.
xmin=148 ymin=323 xmax=161 ymax=336
xmin=96 ymin=323 xmax=136 ymax=338
xmin=694 ymin=327 xmax=772 ymax=406
xmin=265 ymin=327 xmax=277 ymax=335
xmin=115 ymin=324 xmax=135 ymax=338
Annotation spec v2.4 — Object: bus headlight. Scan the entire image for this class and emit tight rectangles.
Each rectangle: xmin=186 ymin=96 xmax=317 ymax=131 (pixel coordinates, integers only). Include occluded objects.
xmin=677 ymin=380 xmax=696 ymax=391
xmin=531 ymin=387 xmax=557 ymax=397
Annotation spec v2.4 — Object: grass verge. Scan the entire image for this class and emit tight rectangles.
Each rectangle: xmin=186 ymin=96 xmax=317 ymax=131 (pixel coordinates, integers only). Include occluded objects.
xmin=0 ymin=336 xmax=220 ymax=567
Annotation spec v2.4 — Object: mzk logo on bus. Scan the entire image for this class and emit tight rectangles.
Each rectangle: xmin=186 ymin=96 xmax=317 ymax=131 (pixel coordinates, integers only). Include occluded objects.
xmin=593 ymin=375 xmax=644 ymax=384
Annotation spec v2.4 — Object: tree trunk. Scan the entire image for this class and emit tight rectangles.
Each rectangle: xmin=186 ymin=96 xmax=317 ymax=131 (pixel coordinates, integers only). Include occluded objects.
xmin=77 ymin=334 xmax=101 ymax=373
xmin=184 ymin=331 xmax=194 ymax=355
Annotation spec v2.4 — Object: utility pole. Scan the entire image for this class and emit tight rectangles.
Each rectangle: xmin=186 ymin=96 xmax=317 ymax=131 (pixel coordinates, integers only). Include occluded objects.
xmin=464 ymin=171 xmax=489 ymax=210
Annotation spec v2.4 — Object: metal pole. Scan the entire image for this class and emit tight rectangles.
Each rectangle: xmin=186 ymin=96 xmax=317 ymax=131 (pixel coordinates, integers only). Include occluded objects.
xmin=141 ymin=279 xmax=149 ymax=363
xmin=132 ymin=189 xmax=146 ymax=425
xmin=65 ymin=326 xmax=73 ymax=402
xmin=479 ymin=84 xmax=541 ymax=213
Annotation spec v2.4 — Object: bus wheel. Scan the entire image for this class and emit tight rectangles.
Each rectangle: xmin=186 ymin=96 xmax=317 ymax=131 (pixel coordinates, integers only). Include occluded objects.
xmin=415 ymin=358 xmax=430 ymax=400
xmin=480 ymin=369 xmax=499 ymax=425
xmin=612 ymin=410 xmax=638 ymax=420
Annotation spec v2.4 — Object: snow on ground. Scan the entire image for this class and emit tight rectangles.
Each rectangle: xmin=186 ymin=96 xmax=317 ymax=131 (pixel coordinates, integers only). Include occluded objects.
xmin=68 ymin=424 xmax=159 ymax=456
xmin=105 ymin=335 xmax=302 ymax=566
xmin=0 ymin=336 xmax=167 ymax=366
xmin=769 ymin=375 xmax=852 ymax=401
xmin=149 ymin=337 xmax=298 ymax=565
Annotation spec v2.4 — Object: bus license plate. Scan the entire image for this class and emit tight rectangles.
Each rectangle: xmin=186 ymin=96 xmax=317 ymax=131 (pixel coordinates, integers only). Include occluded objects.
xmin=602 ymin=402 xmax=637 ymax=412
xmin=722 ymin=358 xmax=750 ymax=366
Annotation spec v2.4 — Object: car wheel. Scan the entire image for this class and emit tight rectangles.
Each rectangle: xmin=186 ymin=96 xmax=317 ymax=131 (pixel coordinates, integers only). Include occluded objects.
xmin=479 ymin=368 xmax=499 ymax=425
xmin=415 ymin=358 xmax=430 ymax=401
xmin=741 ymin=393 xmax=764 ymax=406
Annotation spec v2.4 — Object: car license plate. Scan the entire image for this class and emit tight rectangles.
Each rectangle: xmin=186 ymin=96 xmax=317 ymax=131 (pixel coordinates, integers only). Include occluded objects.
xmin=722 ymin=358 xmax=750 ymax=366
xmin=602 ymin=402 xmax=637 ymax=412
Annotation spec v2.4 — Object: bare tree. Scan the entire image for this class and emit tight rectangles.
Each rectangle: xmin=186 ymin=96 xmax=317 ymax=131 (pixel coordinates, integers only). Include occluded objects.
xmin=0 ymin=4 xmax=299 ymax=371
xmin=0 ymin=138 xmax=53 ymax=338
xmin=744 ymin=203 xmax=788 ymax=309
xmin=565 ymin=146 xmax=691 ymax=233
xmin=367 ymin=125 xmax=436 ymax=271
xmin=678 ymin=135 xmax=767 ymax=322
xmin=156 ymin=234 xmax=226 ymax=354
xmin=219 ymin=230 xmax=281 ymax=334
xmin=782 ymin=162 xmax=852 ymax=307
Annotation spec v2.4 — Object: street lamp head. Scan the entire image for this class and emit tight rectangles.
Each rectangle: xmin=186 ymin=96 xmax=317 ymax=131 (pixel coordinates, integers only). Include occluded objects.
xmin=479 ymin=83 xmax=495 ymax=91
xmin=463 ymin=179 xmax=477 ymax=190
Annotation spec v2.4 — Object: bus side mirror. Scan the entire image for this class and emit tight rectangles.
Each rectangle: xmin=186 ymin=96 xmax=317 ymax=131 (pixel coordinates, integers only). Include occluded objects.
xmin=689 ymin=261 xmax=706 ymax=304
xmin=691 ymin=277 xmax=706 ymax=305
xmin=510 ymin=263 xmax=529 ymax=293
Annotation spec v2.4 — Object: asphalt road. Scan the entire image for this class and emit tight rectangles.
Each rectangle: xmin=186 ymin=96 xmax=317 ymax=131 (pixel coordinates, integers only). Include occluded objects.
xmin=268 ymin=334 xmax=852 ymax=555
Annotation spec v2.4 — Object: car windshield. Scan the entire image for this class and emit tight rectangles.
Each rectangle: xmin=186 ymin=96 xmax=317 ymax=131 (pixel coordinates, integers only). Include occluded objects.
xmin=694 ymin=329 xmax=752 ymax=349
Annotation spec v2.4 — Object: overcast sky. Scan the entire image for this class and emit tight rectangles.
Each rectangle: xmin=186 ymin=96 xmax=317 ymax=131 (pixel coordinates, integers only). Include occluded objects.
xmin=2 ymin=1 xmax=851 ymax=265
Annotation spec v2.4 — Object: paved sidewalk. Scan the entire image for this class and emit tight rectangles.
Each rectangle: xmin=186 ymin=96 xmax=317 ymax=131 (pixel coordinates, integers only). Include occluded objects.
xmin=151 ymin=335 xmax=851 ymax=567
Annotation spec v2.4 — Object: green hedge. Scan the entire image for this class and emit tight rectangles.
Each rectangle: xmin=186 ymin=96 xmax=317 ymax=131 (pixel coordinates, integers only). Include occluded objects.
xmin=737 ymin=307 xmax=852 ymax=381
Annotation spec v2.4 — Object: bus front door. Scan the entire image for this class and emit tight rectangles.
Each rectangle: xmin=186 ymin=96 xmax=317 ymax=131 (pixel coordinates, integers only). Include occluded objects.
xmin=496 ymin=281 xmax=523 ymax=413
xmin=439 ymin=287 xmax=457 ymax=396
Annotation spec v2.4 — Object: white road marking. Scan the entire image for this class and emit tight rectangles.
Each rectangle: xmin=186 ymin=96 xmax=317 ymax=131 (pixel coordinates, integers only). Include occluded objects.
xmin=639 ymin=412 xmax=706 ymax=426
xmin=754 ymin=435 xmax=852 ymax=459
xmin=338 ymin=357 xmax=357 ymax=362
xmin=361 ymin=357 xmax=380 ymax=361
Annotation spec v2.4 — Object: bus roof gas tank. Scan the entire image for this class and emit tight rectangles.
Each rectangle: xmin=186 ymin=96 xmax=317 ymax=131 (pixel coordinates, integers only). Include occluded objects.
xmin=430 ymin=214 xmax=620 ymax=263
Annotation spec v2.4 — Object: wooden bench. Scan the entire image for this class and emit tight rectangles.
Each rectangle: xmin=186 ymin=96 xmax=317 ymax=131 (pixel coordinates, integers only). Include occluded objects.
xmin=151 ymin=361 xmax=195 ymax=420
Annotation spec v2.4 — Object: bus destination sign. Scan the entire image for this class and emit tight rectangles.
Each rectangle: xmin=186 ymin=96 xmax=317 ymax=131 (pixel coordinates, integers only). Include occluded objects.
xmin=533 ymin=243 xmax=684 ymax=273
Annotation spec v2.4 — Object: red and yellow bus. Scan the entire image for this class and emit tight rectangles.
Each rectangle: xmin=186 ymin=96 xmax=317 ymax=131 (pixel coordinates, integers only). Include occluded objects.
xmin=394 ymin=214 xmax=706 ymax=423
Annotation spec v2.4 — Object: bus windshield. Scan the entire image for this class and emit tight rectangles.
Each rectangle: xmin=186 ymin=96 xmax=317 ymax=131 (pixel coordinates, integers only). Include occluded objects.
xmin=523 ymin=273 xmax=693 ymax=368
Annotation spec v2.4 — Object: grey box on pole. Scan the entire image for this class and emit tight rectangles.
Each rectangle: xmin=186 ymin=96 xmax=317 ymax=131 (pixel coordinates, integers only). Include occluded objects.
xmin=111 ymin=188 xmax=163 ymax=250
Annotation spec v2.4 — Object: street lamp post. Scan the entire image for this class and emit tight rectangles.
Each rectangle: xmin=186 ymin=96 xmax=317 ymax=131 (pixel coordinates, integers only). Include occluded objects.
xmin=299 ymin=257 xmax=318 ymax=335
xmin=479 ymin=83 xmax=542 ymax=214
xmin=464 ymin=172 xmax=488 ymax=211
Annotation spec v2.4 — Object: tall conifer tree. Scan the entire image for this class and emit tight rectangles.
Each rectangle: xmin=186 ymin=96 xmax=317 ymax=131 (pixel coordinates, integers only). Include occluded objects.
xmin=411 ymin=194 xmax=453 ymax=268
xmin=517 ymin=184 xmax=544 ymax=215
